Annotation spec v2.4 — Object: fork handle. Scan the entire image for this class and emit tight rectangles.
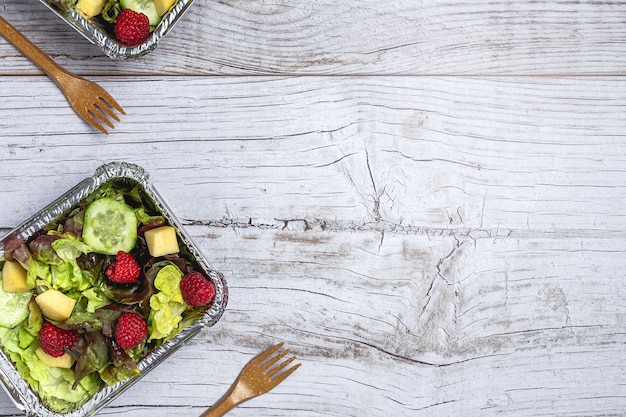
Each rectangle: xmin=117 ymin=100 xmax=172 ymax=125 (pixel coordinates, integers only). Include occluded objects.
xmin=0 ymin=16 xmax=70 ymax=84
xmin=199 ymin=385 xmax=242 ymax=417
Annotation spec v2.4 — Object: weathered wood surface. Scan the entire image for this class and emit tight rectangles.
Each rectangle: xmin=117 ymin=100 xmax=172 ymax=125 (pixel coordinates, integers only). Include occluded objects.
xmin=1 ymin=0 xmax=626 ymax=75
xmin=1 ymin=1 xmax=625 ymax=416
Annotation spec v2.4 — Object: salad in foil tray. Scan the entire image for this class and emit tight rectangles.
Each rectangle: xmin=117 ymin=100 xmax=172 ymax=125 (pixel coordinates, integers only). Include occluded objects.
xmin=40 ymin=0 xmax=196 ymax=59
xmin=0 ymin=168 xmax=226 ymax=414
xmin=49 ymin=0 xmax=178 ymax=46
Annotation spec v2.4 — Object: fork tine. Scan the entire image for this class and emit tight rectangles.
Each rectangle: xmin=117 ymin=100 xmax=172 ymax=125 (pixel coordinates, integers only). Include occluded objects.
xmin=96 ymin=98 xmax=121 ymax=122
xmin=82 ymin=111 xmax=109 ymax=135
xmin=90 ymin=105 xmax=115 ymax=130
xmin=255 ymin=342 xmax=285 ymax=363
xmin=98 ymin=89 xmax=126 ymax=115
xmin=269 ymin=361 xmax=301 ymax=385
xmin=267 ymin=355 xmax=297 ymax=379
xmin=262 ymin=347 xmax=290 ymax=370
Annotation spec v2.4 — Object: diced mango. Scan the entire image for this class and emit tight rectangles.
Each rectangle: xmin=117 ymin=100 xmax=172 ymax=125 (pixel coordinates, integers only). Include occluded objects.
xmin=75 ymin=0 xmax=107 ymax=18
xmin=35 ymin=289 xmax=76 ymax=322
xmin=144 ymin=226 xmax=180 ymax=257
xmin=35 ymin=348 xmax=75 ymax=369
xmin=155 ymin=0 xmax=177 ymax=16
xmin=2 ymin=260 xmax=34 ymax=293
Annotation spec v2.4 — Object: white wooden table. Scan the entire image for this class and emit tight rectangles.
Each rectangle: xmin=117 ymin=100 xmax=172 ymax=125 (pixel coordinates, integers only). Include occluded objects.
xmin=1 ymin=1 xmax=625 ymax=416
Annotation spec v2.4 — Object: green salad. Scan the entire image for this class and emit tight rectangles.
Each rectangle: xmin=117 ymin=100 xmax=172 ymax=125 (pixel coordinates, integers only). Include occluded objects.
xmin=0 ymin=181 xmax=216 ymax=413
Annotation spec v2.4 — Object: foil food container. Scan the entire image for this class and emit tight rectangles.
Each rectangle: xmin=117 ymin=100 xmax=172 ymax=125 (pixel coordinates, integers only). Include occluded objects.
xmin=0 ymin=161 xmax=228 ymax=416
xmin=38 ymin=0 xmax=196 ymax=59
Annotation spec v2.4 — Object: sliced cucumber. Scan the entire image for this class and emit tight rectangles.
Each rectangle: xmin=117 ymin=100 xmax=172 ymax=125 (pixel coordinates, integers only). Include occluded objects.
xmin=82 ymin=198 xmax=137 ymax=255
xmin=0 ymin=280 xmax=32 ymax=328
xmin=120 ymin=0 xmax=161 ymax=27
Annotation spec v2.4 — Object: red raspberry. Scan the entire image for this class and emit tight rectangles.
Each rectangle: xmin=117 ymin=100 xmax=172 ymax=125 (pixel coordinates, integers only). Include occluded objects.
xmin=114 ymin=312 xmax=148 ymax=349
xmin=180 ymin=272 xmax=216 ymax=306
xmin=106 ymin=251 xmax=141 ymax=284
xmin=39 ymin=322 xmax=80 ymax=357
xmin=115 ymin=9 xmax=150 ymax=46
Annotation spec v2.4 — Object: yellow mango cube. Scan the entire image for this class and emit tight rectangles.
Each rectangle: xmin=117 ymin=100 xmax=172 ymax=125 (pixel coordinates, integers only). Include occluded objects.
xmin=155 ymin=0 xmax=177 ymax=16
xmin=144 ymin=226 xmax=180 ymax=257
xmin=35 ymin=348 xmax=75 ymax=369
xmin=75 ymin=0 xmax=107 ymax=18
xmin=35 ymin=289 xmax=76 ymax=322
xmin=2 ymin=260 xmax=34 ymax=293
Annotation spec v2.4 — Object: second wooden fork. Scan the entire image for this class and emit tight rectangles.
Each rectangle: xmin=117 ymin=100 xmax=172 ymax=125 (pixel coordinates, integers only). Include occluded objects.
xmin=0 ymin=16 xmax=125 ymax=135
xmin=200 ymin=342 xmax=301 ymax=417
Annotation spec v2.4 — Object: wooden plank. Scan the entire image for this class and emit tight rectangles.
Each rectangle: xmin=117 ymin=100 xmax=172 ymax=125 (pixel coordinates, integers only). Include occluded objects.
xmin=2 ymin=76 xmax=626 ymax=232
xmin=1 ymin=0 xmax=625 ymax=75
xmin=133 ymin=229 xmax=626 ymax=417
xmin=1 ymin=227 xmax=620 ymax=416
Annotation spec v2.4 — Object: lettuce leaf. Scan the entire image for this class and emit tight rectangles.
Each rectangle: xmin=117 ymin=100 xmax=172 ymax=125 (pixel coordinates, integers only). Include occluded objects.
xmin=23 ymin=298 xmax=43 ymax=338
xmin=52 ymin=239 xmax=91 ymax=263
xmin=0 ymin=276 xmax=33 ymax=329
xmin=100 ymin=339 xmax=139 ymax=386
xmin=0 ymin=326 xmax=97 ymax=413
xmin=72 ymin=332 xmax=109 ymax=389
xmin=148 ymin=263 xmax=186 ymax=341
xmin=30 ymin=235 xmax=63 ymax=265
xmin=81 ymin=287 xmax=111 ymax=313
xmin=49 ymin=239 xmax=94 ymax=292
xmin=134 ymin=206 xmax=165 ymax=228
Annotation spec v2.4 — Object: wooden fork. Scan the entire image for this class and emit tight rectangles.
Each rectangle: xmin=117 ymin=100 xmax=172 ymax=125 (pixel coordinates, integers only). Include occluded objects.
xmin=0 ymin=16 xmax=125 ymax=135
xmin=200 ymin=342 xmax=301 ymax=417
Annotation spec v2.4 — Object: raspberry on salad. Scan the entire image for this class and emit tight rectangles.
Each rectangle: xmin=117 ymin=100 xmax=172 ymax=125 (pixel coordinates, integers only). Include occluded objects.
xmin=115 ymin=9 xmax=150 ymax=47
xmin=180 ymin=272 xmax=216 ymax=307
xmin=39 ymin=322 xmax=80 ymax=358
xmin=106 ymin=251 xmax=141 ymax=284
xmin=115 ymin=312 xmax=148 ymax=349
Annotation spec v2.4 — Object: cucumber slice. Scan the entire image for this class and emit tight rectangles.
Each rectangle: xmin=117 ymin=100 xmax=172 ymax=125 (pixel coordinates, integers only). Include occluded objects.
xmin=120 ymin=0 xmax=161 ymax=27
xmin=0 ymin=280 xmax=32 ymax=328
xmin=82 ymin=198 xmax=138 ymax=255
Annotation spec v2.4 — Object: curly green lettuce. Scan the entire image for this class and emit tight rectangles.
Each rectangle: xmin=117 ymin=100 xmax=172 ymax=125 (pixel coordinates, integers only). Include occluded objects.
xmin=148 ymin=263 xmax=186 ymax=341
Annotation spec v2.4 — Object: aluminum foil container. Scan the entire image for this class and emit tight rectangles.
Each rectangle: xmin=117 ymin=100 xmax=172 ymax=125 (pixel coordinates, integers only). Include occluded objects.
xmin=38 ymin=0 xmax=196 ymax=59
xmin=0 ymin=161 xmax=228 ymax=416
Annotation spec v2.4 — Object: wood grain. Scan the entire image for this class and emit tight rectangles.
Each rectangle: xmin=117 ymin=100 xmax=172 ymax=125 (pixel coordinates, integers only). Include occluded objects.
xmin=2 ymin=76 xmax=626 ymax=231
xmin=0 ymin=0 xmax=625 ymax=416
xmin=1 ymin=0 xmax=626 ymax=75
xmin=2 ymin=228 xmax=621 ymax=416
